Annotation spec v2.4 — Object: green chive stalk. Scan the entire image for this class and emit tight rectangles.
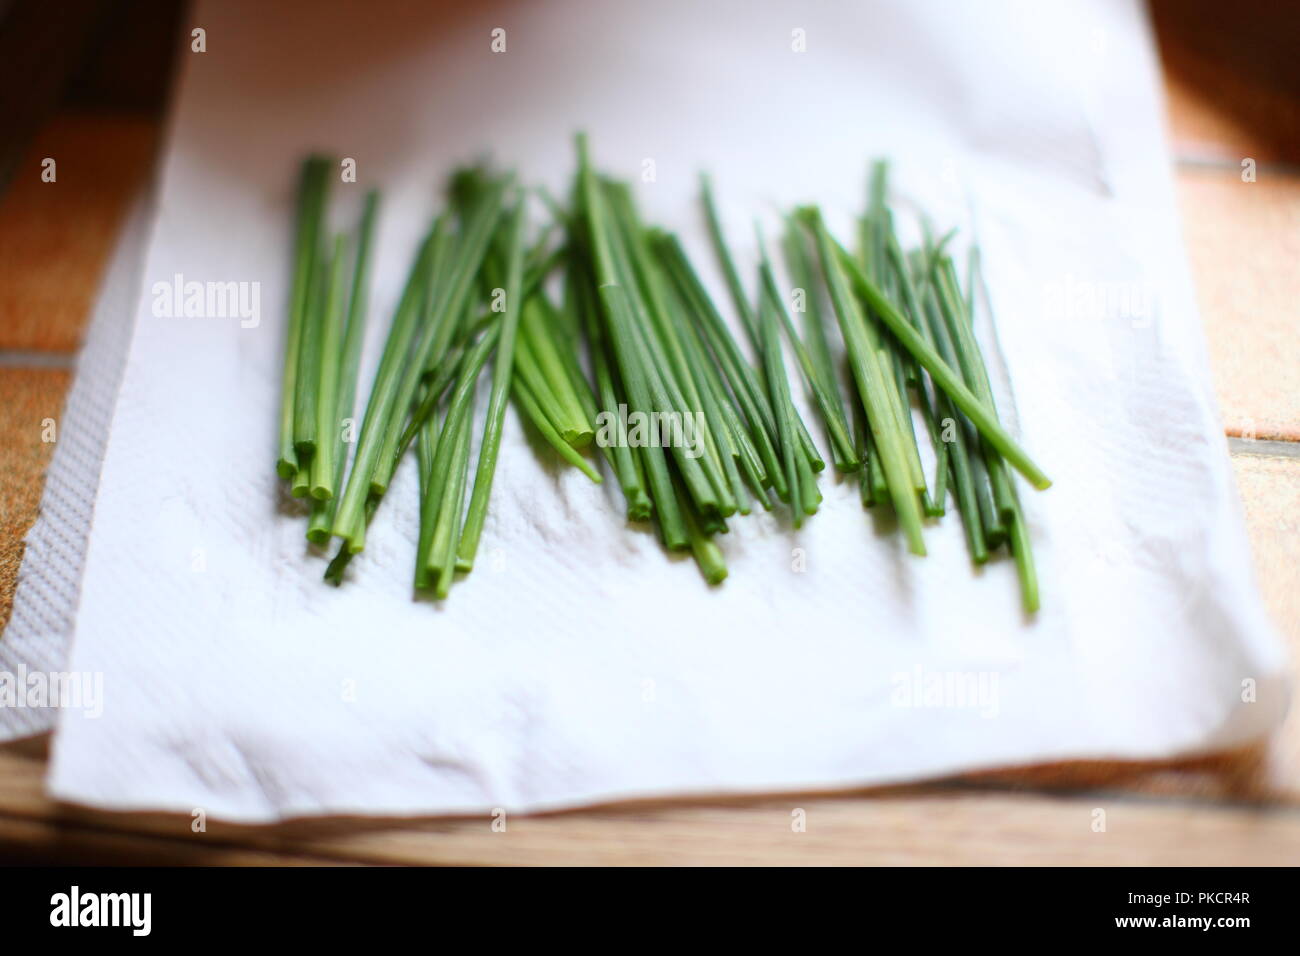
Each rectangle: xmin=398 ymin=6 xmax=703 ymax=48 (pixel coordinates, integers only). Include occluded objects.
xmin=806 ymin=208 xmax=927 ymax=554
xmin=824 ymin=233 xmax=1051 ymax=491
xmin=457 ymin=199 xmax=529 ymax=571
xmin=370 ymin=178 xmax=508 ymax=496
xmin=757 ymin=263 xmax=819 ymax=524
xmin=309 ymin=234 xmax=349 ymax=499
xmin=308 ymin=192 xmax=381 ymax=541
xmin=278 ymin=155 xmax=330 ymax=479
xmin=758 ymin=233 xmax=856 ymax=472
xmin=330 ymin=223 xmax=439 ymax=551
xmin=700 ymin=173 xmax=760 ymax=352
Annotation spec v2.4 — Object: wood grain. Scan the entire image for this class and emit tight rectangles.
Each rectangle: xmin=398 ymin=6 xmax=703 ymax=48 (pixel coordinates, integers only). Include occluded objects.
xmin=0 ymin=368 xmax=71 ymax=629
xmin=0 ymin=743 xmax=1296 ymax=866
xmin=0 ymin=114 xmax=158 ymax=352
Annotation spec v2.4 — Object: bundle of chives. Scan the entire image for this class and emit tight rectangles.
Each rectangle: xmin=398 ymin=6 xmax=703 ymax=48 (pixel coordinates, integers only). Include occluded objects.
xmin=804 ymin=207 xmax=928 ymax=555
xmin=886 ymin=229 xmax=949 ymax=517
xmin=329 ymin=222 xmax=439 ymax=553
xmin=416 ymin=325 xmax=497 ymax=593
xmin=781 ymin=219 xmax=856 ymax=473
xmin=370 ymin=178 xmax=508 ymax=498
xmin=928 ymin=247 xmax=1039 ymax=611
xmin=702 ymin=185 xmax=825 ymax=484
xmin=511 ymin=291 xmax=604 ymax=484
xmin=858 ymin=164 xmax=930 ymax=507
xmin=573 ymin=135 xmax=725 ymax=570
xmin=279 ymin=150 xmax=1050 ymax=608
xmin=793 ymin=162 xmax=1047 ymax=609
xmin=456 ymin=199 xmax=528 ymax=572
xmin=272 ymin=157 xmax=381 ymax=542
xmin=758 ymin=230 xmax=856 ymax=475
xmin=306 ymin=190 xmax=380 ymax=542
xmin=757 ymin=257 xmax=819 ymax=526
xmin=653 ymin=234 xmax=783 ymax=501
xmin=569 ymin=251 xmax=653 ymax=519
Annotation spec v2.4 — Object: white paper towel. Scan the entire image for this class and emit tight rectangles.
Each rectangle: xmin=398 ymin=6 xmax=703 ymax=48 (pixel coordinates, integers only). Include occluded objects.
xmin=0 ymin=188 xmax=153 ymax=741
xmin=45 ymin=0 xmax=1288 ymax=821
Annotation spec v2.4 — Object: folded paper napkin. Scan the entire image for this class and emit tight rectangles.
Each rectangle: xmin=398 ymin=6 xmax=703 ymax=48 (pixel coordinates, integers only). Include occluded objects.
xmin=26 ymin=0 xmax=1288 ymax=820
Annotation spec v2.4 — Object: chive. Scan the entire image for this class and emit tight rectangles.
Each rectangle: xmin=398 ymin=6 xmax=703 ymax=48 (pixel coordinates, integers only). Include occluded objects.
xmin=571 ymin=256 xmax=651 ymax=518
xmin=412 ymin=323 xmax=502 ymax=586
xmin=757 ymin=233 xmax=856 ymax=471
xmin=323 ymin=495 xmax=378 ymax=585
xmin=309 ymin=234 xmax=350 ymax=499
xmin=534 ymin=292 xmax=606 ymax=445
xmin=661 ymin=276 xmax=752 ymax=515
xmin=513 ymin=336 xmax=584 ymax=443
xmin=414 ymin=406 xmax=464 ymax=589
xmin=599 ymin=283 xmax=690 ymax=549
xmin=757 ymin=263 xmax=819 ymax=524
xmin=851 ymin=403 xmax=876 ymax=507
xmin=1007 ymin=492 xmax=1040 ymax=614
xmin=707 ymin=187 xmax=826 ymax=481
xmin=427 ymin=407 xmax=474 ymax=599
xmin=936 ymin=256 xmax=1015 ymax=522
xmin=823 ymin=232 xmax=1051 ymax=491
xmin=515 ymin=299 xmax=592 ymax=446
xmin=412 ymin=413 xmax=440 ymax=590
xmin=611 ymin=201 xmax=735 ymax=506
xmin=806 ymin=208 xmax=926 ymax=554
xmin=308 ymin=191 xmax=380 ymax=540
xmin=290 ymin=457 xmax=313 ymax=498
xmin=396 ymin=241 xmax=555 ymax=464
xmin=519 ymin=297 xmax=592 ymax=445
xmin=396 ymin=313 xmax=488 ymax=464
xmin=855 ymin=195 xmax=928 ymax=500
xmin=865 ymin=423 xmax=888 ymax=503
xmin=371 ymin=177 xmax=508 ymax=496
xmin=293 ymin=236 xmax=327 ymax=457
xmin=653 ymin=234 xmax=785 ymax=501
xmin=959 ymin=248 xmax=1040 ymax=609
xmin=279 ymin=156 xmax=329 ymax=478
xmin=289 ymin=262 xmax=326 ymax=496
xmin=575 ymin=133 xmax=688 ymax=547
xmin=918 ymin=277 xmax=988 ymax=564
xmin=918 ymin=397 xmax=950 ymax=519
xmin=920 ymin=254 xmax=1003 ymax=546
xmin=675 ymin=471 xmax=728 ymax=584
xmin=600 ymin=182 xmax=726 ymax=516
xmin=457 ymin=199 xmax=528 ymax=571
xmin=700 ymin=173 xmax=761 ymax=352
xmin=877 ymin=342 xmax=928 ymax=497
xmin=330 ymin=223 xmax=438 ymax=551
xmin=514 ymin=376 xmax=602 ymax=482
xmin=887 ymin=232 xmax=949 ymax=518
xmin=782 ymin=219 xmax=852 ymax=468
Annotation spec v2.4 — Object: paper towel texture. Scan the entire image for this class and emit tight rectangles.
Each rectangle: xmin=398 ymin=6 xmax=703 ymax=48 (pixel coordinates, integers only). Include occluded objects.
xmin=46 ymin=0 xmax=1287 ymax=820
xmin=0 ymin=191 xmax=152 ymax=741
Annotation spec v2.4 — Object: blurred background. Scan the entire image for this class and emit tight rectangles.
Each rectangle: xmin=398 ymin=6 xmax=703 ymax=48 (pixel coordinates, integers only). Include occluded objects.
xmin=0 ymin=0 xmax=1296 ymax=865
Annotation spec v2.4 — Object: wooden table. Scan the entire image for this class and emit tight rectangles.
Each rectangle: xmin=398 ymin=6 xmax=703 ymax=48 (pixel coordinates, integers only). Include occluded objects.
xmin=0 ymin=9 xmax=1297 ymax=865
